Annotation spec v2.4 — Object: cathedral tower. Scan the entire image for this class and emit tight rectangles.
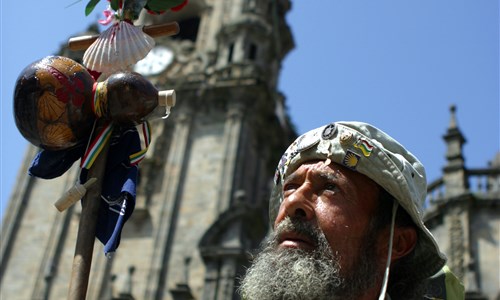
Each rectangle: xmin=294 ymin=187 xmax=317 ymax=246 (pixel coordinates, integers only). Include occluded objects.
xmin=425 ymin=106 xmax=500 ymax=299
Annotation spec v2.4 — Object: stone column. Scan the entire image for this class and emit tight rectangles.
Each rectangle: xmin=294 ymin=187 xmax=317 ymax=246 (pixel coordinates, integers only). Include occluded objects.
xmin=217 ymin=101 xmax=244 ymax=213
xmin=145 ymin=112 xmax=193 ymax=300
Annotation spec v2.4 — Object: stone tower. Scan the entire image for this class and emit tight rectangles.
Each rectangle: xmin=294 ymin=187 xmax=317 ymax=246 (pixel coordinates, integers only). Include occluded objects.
xmin=0 ymin=0 xmax=295 ymax=299
xmin=425 ymin=106 xmax=500 ymax=300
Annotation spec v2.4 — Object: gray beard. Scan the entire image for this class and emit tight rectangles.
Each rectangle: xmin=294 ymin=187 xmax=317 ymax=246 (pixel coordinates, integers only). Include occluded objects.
xmin=239 ymin=217 xmax=380 ymax=300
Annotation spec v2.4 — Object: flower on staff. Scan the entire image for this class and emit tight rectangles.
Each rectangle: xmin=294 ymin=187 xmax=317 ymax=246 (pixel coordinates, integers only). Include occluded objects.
xmin=145 ymin=0 xmax=189 ymax=15
xmin=98 ymin=8 xmax=117 ymax=25
xmin=171 ymin=0 xmax=188 ymax=12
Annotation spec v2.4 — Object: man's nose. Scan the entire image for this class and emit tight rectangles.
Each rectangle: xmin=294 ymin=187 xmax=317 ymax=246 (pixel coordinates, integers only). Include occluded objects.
xmin=282 ymin=185 xmax=315 ymax=220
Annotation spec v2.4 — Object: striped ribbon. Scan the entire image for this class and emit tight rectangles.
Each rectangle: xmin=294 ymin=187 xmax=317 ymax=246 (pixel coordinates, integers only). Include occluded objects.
xmin=129 ymin=121 xmax=151 ymax=166
xmin=80 ymin=122 xmax=114 ymax=169
xmin=80 ymin=120 xmax=151 ymax=169
xmin=92 ymin=82 xmax=106 ymax=118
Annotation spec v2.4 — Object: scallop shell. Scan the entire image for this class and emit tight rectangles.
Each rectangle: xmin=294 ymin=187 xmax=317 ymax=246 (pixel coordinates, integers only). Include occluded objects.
xmin=41 ymin=123 xmax=76 ymax=149
xmin=83 ymin=21 xmax=155 ymax=74
xmin=38 ymin=90 xmax=65 ymax=122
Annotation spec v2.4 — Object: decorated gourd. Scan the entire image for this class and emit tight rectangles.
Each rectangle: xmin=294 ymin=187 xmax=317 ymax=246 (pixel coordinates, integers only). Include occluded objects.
xmin=93 ymin=72 xmax=175 ymax=124
xmin=13 ymin=56 xmax=175 ymax=151
xmin=14 ymin=56 xmax=95 ymax=151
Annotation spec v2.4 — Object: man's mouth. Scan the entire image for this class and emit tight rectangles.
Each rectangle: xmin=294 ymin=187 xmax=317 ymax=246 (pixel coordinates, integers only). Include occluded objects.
xmin=278 ymin=231 xmax=316 ymax=251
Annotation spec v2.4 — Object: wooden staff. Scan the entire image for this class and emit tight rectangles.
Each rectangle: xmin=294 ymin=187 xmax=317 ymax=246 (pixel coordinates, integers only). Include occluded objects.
xmin=68 ymin=22 xmax=180 ymax=51
xmin=66 ymin=21 xmax=179 ymax=299
xmin=68 ymin=121 xmax=109 ymax=300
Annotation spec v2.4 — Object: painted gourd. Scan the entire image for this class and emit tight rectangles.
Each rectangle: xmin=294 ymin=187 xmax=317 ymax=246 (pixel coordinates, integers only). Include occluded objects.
xmin=13 ymin=56 xmax=95 ymax=151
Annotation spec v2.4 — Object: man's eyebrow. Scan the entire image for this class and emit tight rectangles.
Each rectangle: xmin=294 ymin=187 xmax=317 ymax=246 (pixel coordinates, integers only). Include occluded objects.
xmin=284 ymin=168 xmax=340 ymax=184
xmin=283 ymin=172 xmax=300 ymax=184
xmin=317 ymin=171 xmax=340 ymax=183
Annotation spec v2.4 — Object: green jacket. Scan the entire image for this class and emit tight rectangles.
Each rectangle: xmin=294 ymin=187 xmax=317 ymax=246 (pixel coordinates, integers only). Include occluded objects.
xmin=423 ymin=266 xmax=465 ymax=300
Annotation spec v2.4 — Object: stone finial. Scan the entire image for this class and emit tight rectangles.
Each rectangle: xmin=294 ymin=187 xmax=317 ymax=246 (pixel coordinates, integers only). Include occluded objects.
xmin=117 ymin=265 xmax=136 ymax=298
xmin=443 ymin=104 xmax=466 ymax=159
xmin=442 ymin=104 xmax=469 ymax=196
xmin=183 ymin=256 xmax=191 ymax=284
xmin=449 ymin=104 xmax=457 ymax=129
xmin=233 ymin=190 xmax=246 ymax=203
xmin=170 ymin=257 xmax=194 ymax=300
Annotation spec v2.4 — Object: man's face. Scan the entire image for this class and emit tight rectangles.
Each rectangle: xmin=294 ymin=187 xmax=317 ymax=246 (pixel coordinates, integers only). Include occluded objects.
xmin=239 ymin=161 xmax=385 ymax=299
xmin=276 ymin=160 xmax=382 ymax=271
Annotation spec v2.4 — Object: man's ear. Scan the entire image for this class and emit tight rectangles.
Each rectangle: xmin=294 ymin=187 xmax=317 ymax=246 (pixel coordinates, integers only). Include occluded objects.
xmin=390 ymin=226 xmax=417 ymax=261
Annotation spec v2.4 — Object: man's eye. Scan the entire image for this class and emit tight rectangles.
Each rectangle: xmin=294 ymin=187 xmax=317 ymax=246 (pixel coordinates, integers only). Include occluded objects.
xmin=324 ymin=183 xmax=337 ymax=192
xmin=283 ymin=183 xmax=298 ymax=192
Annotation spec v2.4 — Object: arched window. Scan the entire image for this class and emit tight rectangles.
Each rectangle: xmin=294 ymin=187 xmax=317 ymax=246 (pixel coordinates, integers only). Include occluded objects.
xmin=227 ymin=43 xmax=235 ymax=63
xmin=247 ymin=43 xmax=257 ymax=61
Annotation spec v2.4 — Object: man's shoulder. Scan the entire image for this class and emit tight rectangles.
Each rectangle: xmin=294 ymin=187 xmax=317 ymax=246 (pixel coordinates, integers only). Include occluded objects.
xmin=422 ymin=266 xmax=465 ymax=300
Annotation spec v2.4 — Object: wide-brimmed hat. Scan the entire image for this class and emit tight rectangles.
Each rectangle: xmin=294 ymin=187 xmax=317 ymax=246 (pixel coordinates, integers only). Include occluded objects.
xmin=269 ymin=121 xmax=446 ymax=280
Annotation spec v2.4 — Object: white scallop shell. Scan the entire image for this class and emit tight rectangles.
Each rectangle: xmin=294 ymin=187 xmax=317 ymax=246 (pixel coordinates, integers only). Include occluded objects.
xmin=83 ymin=21 xmax=155 ymax=74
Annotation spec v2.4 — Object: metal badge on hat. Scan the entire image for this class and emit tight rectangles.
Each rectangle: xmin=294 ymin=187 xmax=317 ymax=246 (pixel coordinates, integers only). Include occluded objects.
xmin=339 ymin=130 xmax=354 ymax=146
xmin=342 ymin=150 xmax=361 ymax=170
xmin=296 ymin=128 xmax=321 ymax=152
xmin=354 ymin=138 xmax=374 ymax=157
xmin=321 ymin=123 xmax=337 ymax=140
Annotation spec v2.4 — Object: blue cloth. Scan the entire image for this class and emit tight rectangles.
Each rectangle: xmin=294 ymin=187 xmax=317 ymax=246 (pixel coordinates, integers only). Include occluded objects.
xmin=29 ymin=125 xmax=141 ymax=254
xmin=29 ymin=144 xmax=85 ymax=179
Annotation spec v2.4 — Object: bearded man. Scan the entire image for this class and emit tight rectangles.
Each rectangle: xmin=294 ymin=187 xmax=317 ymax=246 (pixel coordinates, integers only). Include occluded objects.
xmin=239 ymin=121 xmax=464 ymax=300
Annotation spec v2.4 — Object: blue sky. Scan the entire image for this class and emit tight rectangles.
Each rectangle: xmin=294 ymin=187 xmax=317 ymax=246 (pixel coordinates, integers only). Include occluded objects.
xmin=1 ymin=0 xmax=499 ymax=218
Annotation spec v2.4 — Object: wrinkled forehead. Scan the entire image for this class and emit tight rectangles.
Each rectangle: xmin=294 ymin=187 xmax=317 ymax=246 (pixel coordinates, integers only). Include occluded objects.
xmin=282 ymin=158 xmax=378 ymax=188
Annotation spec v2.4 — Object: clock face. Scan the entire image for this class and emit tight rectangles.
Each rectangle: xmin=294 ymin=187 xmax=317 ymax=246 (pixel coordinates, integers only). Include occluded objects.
xmin=134 ymin=46 xmax=174 ymax=75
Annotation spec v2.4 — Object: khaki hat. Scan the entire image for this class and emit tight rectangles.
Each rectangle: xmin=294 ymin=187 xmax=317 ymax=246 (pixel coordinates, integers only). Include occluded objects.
xmin=269 ymin=121 xmax=446 ymax=280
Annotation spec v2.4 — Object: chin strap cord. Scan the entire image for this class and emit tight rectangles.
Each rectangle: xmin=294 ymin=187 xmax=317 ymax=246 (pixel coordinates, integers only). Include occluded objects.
xmin=378 ymin=201 xmax=399 ymax=300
